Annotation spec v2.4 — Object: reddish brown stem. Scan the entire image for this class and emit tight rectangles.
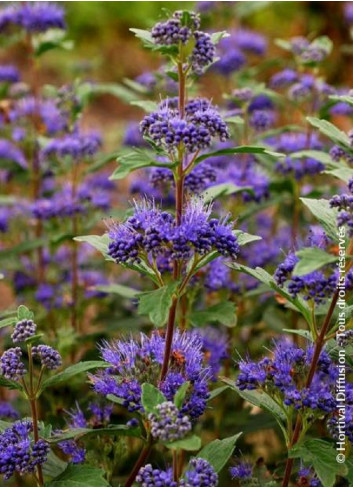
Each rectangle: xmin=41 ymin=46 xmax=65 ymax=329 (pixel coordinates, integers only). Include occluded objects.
xmin=125 ymin=439 xmax=153 ymax=487
xmin=282 ymin=290 xmax=339 ymax=486
xmin=159 ymin=59 xmax=187 ymax=381
xmin=71 ymin=163 xmax=80 ymax=331
xmin=29 ymin=398 xmax=44 ymax=486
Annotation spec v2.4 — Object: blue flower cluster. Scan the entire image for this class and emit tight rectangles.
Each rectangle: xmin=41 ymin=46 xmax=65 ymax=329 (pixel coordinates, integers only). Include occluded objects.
xmin=229 ymin=461 xmax=253 ymax=481
xmin=330 ymin=178 xmax=353 ymax=236
xmin=140 ymin=98 xmax=229 ymax=154
xmin=297 ymin=467 xmax=322 ymax=487
xmin=268 ymin=132 xmax=324 ymax=180
xmin=236 ymin=341 xmax=348 ymax=417
xmin=198 ymin=326 xmax=228 ymax=379
xmin=0 ymin=64 xmax=20 ymax=83
xmin=90 ymin=329 xmax=210 ymax=420
xmin=148 ymin=401 xmax=191 ymax=441
xmin=58 ymin=402 xmax=113 ymax=464
xmin=151 ymin=11 xmax=215 ymax=74
xmin=42 ymin=130 xmax=102 ymax=160
xmin=11 ymin=319 xmax=37 ymax=343
xmin=0 ymin=421 xmax=49 ymax=480
xmin=136 ymin=458 xmax=217 ymax=487
xmin=32 ymin=345 xmax=62 ymax=370
xmin=0 ymin=2 xmax=65 ymax=32
xmin=136 ymin=464 xmax=177 ymax=487
xmin=0 ymin=401 xmax=19 ymax=420
xmin=0 ymin=347 xmax=26 ymax=380
xmin=108 ymin=199 xmax=239 ymax=267
xmin=213 ymin=28 xmax=267 ymax=76
xmin=274 ymin=252 xmax=339 ymax=304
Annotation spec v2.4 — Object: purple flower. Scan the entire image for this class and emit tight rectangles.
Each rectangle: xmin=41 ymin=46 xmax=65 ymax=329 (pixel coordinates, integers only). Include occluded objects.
xmin=123 ymin=122 xmax=148 ymax=147
xmin=10 ymin=97 xmax=67 ymax=135
xmin=58 ymin=440 xmax=86 ymax=464
xmin=90 ymin=330 xmax=210 ymax=420
xmin=32 ymin=345 xmax=62 ymax=370
xmin=108 ymin=198 xmax=238 ymax=267
xmin=0 ymin=139 xmax=27 ymax=169
xmin=148 ymin=401 xmax=191 ymax=441
xmin=270 ymin=69 xmax=299 ymax=88
xmin=230 ymin=461 xmax=253 ymax=481
xmin=151 ymin=11 xmax=198 ymax=46
xmin=0 ymin=2 xmax=65 ymax=33
xmin=249 ymin=110 xmax=275 ymax=132
xmin=136 ymin=464 xmax=177 ymax=487
xmin=182 ymin=458 xmax=218 ymax=487
xmin=236 ymin=341 xmax=339 ymax=415
xmin=42 ymin=130 xmax=101 ymax=160
xmin=0 ymin=401 xmax=19 ymax=420
xmin=330 ymin=180 xmax=353 ymax=236
xmin=0 ymin=421 xmax=49 ymax=480
xmin=0 ymin=347 xmax=26 ymax=381
xmin=232 ymin=28 xmax=267 ymax=55
xmin=11 ymin=319 xmax=37 ymax=343
xmin=141 ymin=98 xmax=228 ymax=154
xmin=344 ymin=2 xmax=353 ymax=23
xmin=212 ymin=46 xmax=246 ymax=76
xmin=191 ymin=31 xmax=216 ymax=74
xmin=198 ymin=326 xmax=228 ymax=379
xmin=0 ymin=64 xmax=20 ymax=83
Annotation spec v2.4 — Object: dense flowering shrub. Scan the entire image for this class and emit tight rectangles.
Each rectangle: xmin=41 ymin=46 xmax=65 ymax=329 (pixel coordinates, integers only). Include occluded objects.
xmin=1 ymin=2 xmax=353 ymax=488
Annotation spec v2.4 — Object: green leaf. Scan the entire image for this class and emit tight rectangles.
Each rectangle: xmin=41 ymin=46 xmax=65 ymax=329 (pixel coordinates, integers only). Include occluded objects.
xmin=74 ymin=234 xmax=158 ymax=283
xmin=0 ymin=238 xmax=47 ymax=260
xmin=221 ymin=378 xmax=288 ymax=443
xmin=129 ymin=28 xmax=154 ymax=44
xmin=289 ymin=149 xmax=336 ymax=168
xmin=85 ymin=151 xmax=122 ymax=174
xmin=0 ymin=376 xmax=24 ymax=392
xmin=74 ymin=234 xmax=112 ymax=261
xmin=283 ymin=329 xmax=312 ymax=341
xmin=293 ymin=247 xmax=337 ymax=276
xmin=190 ymin=301 xmax=237 ymax=327
xmin=201 ymin=183 xmax=253 ymax=203
xmin=48 ymin=425 xmax=141 ymax=442
xmin=196 ymin=433 xmax=242 ymax=473
xmin=79 ymin=82 xmax=139 ymax=104
xmin=226 ymin=263 xmax=311 ymax=325
xmin=307 ymin=117 xmax=351 ymax=148
xmin=33 ymin=30 xmax=73 ymax=57
xmin=130 ymin=100 xmax=159 ymax=113
xmin=173 ymin=382 xmax=190 ymax=409
xmin=92 ymin=284 xmax=139 ymax=299
xmin=17 ymin=305 xmax=34 ymax=321
xmin=50 ymin=464 xmax=110 ymax=487
xmin=165 ymin=435 xmax=202 ymax=451
xmin=0 ymin=420 xmax=13 ymax=432
xmin=208 ymin=385 xmax=229 ymax=400
xmin=0 ymin=316 xmax=16 ymax=329
xmin=325 ymin=167 xmax=353 ymax=183
xmin=137 ymin=283 xmax=178 ymax=327
xmin=289 ymin=439 xmax=347 ymax=487
xmin=40 ymin=361 xmax=107 ymax=391
xmin=233 ymin=230 xmax=262 ymax=247
xmin=110 ymin=149 xmax=170 ymax=180
xmin=300 ymin=198 xmax=338 ymax=242
xmin=329 ymin=94 xmax=353 ymax=107
xmin=195 ymin=146 xmax=283 ymax=165
xmin=141 ymin=383 xmax=167 ymax=414
xmin=210 ymin=31 xmax=229 ymax=45
xmin=42 ymin=450 xmax=68 ymax=479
